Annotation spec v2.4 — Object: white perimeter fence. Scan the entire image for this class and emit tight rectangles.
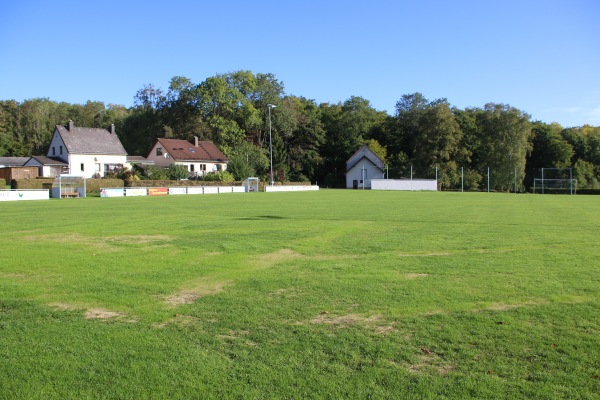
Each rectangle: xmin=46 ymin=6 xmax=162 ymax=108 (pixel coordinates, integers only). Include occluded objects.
xmin=0 ymin=189 xmax=50 ymax=201
xmin=371 ymin=179 xmax=437 ymax=191
xmin=264 ymin=185 xmax=319 ymax=192
xmin=101 ymin=185 xmax=319 ymax=197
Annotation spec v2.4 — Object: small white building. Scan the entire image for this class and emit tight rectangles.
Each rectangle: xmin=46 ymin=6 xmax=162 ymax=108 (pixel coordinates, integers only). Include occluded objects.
xmin=46 ymin=121 xmax=128 ymax=178
xmin=146 ymin=136 xmax=228 ymax=177
xmin=346 ymin=145 xmax=385 ymax=189
xmin=24 ymin=156 xmax=69 ymax=178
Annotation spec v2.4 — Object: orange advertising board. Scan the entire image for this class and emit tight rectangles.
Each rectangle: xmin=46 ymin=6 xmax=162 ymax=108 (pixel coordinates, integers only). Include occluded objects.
xmin=148 ymin=187 xmax=168 ymax=196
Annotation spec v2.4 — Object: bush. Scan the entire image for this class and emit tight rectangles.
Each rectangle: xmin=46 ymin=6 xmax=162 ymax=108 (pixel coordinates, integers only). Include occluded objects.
xmin=11 ymin=178 xmax=54 ymax=189
xmin=0 ymin=178 xmax=5 ymax=188
xmin=87 ymin=179 xmax=124 ymax=193
xmin=199 ymin=171 xmax=235 ymax=183
xmin=167 ymin=164 xmax=190 ymax=180
xmin=142 ymin=165 xmax=170 ymax=180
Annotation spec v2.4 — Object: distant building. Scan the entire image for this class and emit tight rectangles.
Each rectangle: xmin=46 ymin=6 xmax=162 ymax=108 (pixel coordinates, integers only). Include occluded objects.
xmin=46 ymin=120 xmax=128 ymax=178
xmin=345 ymin=144 xmax=385 ymax=189
xmin=146 ymin=137 xmax=228 ymax=177
xmin=0 ymin=157 xmax=30 ymax=168
xmin=24 ymin=156 xmax=69 ymax=178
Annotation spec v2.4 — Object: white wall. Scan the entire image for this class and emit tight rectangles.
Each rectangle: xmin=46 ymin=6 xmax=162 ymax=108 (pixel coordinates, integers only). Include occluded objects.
xmin=371 ymin=179 xmax=437 ymax=191
xmin=264 ymin=185 xmax=319 ymax=192
xmin=69 ymin=154 xmax=128 ymax=179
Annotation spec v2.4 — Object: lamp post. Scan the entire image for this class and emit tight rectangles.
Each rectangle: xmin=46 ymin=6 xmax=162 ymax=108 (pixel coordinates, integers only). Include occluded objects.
xmin=267 ymin=104 xmax=276 ymax=186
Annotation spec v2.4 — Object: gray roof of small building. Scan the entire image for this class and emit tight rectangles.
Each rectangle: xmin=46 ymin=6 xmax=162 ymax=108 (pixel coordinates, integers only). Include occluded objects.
xmin=0 ymin=157 xmax=30 ymax=167
xmin=27 ymin=156 xmax=68 ymax=166
xmin=346 ymin=145 xmax=384 ymax=171
xmin=56 ymin=124 xmax=127 ymax=155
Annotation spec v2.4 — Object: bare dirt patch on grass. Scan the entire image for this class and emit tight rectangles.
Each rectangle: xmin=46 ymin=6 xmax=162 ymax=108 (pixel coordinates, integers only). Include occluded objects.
xmin=307 ymin=313 xmax=397 ymax=334
xmin=405 ymin=273 xmax=430 ymax=279
xmin=252 ymin=249 xmax=303 ymax=269
xmin=84 ymin=308 xmax=138 ymax=323
xmin=48 ymin=302 xmax=80 ymax=311
xmin=23 ymin=233 xmax=172 ymax=252
xmin=398 ymin=252 xmax=451 ymax=257
xmin=165 ymin=280 xmax=231 ymax=307
xmin=408 ymin=353 xmax=455 ymax=376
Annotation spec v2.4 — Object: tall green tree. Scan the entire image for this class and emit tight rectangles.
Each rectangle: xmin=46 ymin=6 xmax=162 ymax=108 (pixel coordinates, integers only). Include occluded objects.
xmin=319 ymin=96 xmax=380 ymax=186
xmin=476 ymin=103 xmax=532 ymax=191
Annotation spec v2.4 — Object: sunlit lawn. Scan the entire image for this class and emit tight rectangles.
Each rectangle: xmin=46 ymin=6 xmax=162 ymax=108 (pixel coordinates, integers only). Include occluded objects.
xmin=0 ymin=190 xmax=598 ymax=399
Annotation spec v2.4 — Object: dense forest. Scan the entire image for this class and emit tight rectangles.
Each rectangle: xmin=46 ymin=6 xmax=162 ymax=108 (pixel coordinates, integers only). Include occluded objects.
xmin=1 ymin=70 xmax=599 ymax=190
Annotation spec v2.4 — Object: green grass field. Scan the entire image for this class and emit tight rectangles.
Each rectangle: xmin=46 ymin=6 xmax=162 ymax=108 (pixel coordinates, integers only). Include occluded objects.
xmin=0 ymin=190 xmax=598 ymax=399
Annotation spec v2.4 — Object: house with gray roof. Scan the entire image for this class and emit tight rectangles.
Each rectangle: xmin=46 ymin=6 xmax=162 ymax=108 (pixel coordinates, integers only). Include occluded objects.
xmin=24 ymin=156 xmax=69 ymax=178
xmin=46 ymin=120 xmax=128 ymax=178
xmin=346 ymin=144 xmax=385 ymax=189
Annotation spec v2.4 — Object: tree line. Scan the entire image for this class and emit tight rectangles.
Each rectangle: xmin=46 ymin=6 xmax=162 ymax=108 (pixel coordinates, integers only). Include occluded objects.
xmin=1 ymin=70 xmax=599 ymax=189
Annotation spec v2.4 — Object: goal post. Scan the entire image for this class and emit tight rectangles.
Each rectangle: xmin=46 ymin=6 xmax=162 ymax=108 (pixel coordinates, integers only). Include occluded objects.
xmin=533 ymin=168 xmax=577 ymax=195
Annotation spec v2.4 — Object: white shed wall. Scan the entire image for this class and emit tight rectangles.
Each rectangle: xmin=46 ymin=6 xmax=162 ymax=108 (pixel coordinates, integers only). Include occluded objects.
xmin=371 ymin=179 xmax=437 ymax=191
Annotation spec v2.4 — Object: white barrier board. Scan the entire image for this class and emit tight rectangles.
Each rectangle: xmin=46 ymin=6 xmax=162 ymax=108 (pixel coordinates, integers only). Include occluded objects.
xmin=169 ymin=187 xmax=187 ymax=195
xmin=371 ymin=179 xmax=437 ymax=191
xmin=187 ymin=187 xmax=204 ymax=194
xmin=0 ymin=190 xmax=49 ymax=201
xmin=125 ymin=188 xmax=147 ymax=197
xmin=100 ymin=188 xmax=125 ymax=197
xmin=264 ymin=185 xmax=319 ymax=192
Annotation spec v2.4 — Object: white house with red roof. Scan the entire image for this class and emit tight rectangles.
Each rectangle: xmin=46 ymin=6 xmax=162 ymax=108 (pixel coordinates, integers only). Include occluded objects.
xmin=146 ymin=137 xmax=228 ymax=177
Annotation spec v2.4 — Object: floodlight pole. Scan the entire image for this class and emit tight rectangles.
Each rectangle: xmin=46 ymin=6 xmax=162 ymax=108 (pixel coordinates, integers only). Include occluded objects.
xmin=267 ymin=104 xmax=276 ymax=186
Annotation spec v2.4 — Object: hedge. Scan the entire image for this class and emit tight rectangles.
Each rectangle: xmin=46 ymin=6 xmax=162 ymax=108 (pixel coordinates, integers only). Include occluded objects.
xmin=87 ymin=179 xmax=124 ymax=193
xmin=126 ymin=180 xmax=240 ymax=188
xmin=0 ymin=178 xmax=6 ymax=188
xmin=11 ymin=178 xmax=54 ymax=189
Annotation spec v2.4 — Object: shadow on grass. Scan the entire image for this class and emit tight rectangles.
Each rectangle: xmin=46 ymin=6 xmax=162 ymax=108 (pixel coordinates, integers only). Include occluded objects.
xmin=236 ymin=215 xmax=287 ymax=220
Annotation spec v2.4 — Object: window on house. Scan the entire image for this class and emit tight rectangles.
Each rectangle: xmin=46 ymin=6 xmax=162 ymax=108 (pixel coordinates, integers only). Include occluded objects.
xmin=156 ymin=147 xmax=163 ymax=156
xmin=52 ymin=147 xmax=56 ymax=156
xmin=216 ymin=164 xmax=222 ymax=171
xmin=190 ymin=164 xmax=195 ymax=172
xmin=81 ymin=163 xmax=85 ymax=171
xmin=59 ymin=146 xmax=63 ymax=155
xmin=200 ymin=164 xmax=206 ymax=171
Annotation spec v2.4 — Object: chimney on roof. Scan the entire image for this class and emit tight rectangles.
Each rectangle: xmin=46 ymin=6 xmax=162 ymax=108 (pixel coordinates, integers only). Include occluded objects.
xmin=68 ymin=120 xmax=74 ymax=131
xmin=194 ymin=136 xmax=199 ymax=147
xmin=110 ymin=124 xmax=115 ymax=134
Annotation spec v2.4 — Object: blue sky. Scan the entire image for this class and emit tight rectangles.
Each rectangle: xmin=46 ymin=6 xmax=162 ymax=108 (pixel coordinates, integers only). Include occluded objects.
xmin=1 ymin=0 xmax=599 ymax=127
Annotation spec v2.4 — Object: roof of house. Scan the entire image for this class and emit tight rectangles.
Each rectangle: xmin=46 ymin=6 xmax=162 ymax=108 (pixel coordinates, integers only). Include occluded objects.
xmin=55 ymin=123 xmax=127 ymax=155
xmin=127 ymin=155 xmax=154 ymax=165
xmin=346 ymin=145 xmax=384 ymax=171
xmin=153 ymin=138 xmax=228 ymax=162
xmin=27 ymin=156 xmax=68 ymax=166
xmin=0 ymin=157 xmax=30 ymax=167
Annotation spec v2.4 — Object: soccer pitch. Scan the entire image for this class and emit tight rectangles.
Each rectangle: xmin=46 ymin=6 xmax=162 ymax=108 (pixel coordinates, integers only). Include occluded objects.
xmin=0 ymin=190 xmax=598 ymax=399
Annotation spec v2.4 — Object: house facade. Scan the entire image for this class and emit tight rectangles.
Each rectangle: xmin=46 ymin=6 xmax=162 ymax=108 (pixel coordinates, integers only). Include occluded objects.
xmin=345 ymin=144 xmax=385 ymax=189
xmin=47 ymin=121 xmax=128 ymax=178
xmin=146 ymin=137 xmax=228 ymax=177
